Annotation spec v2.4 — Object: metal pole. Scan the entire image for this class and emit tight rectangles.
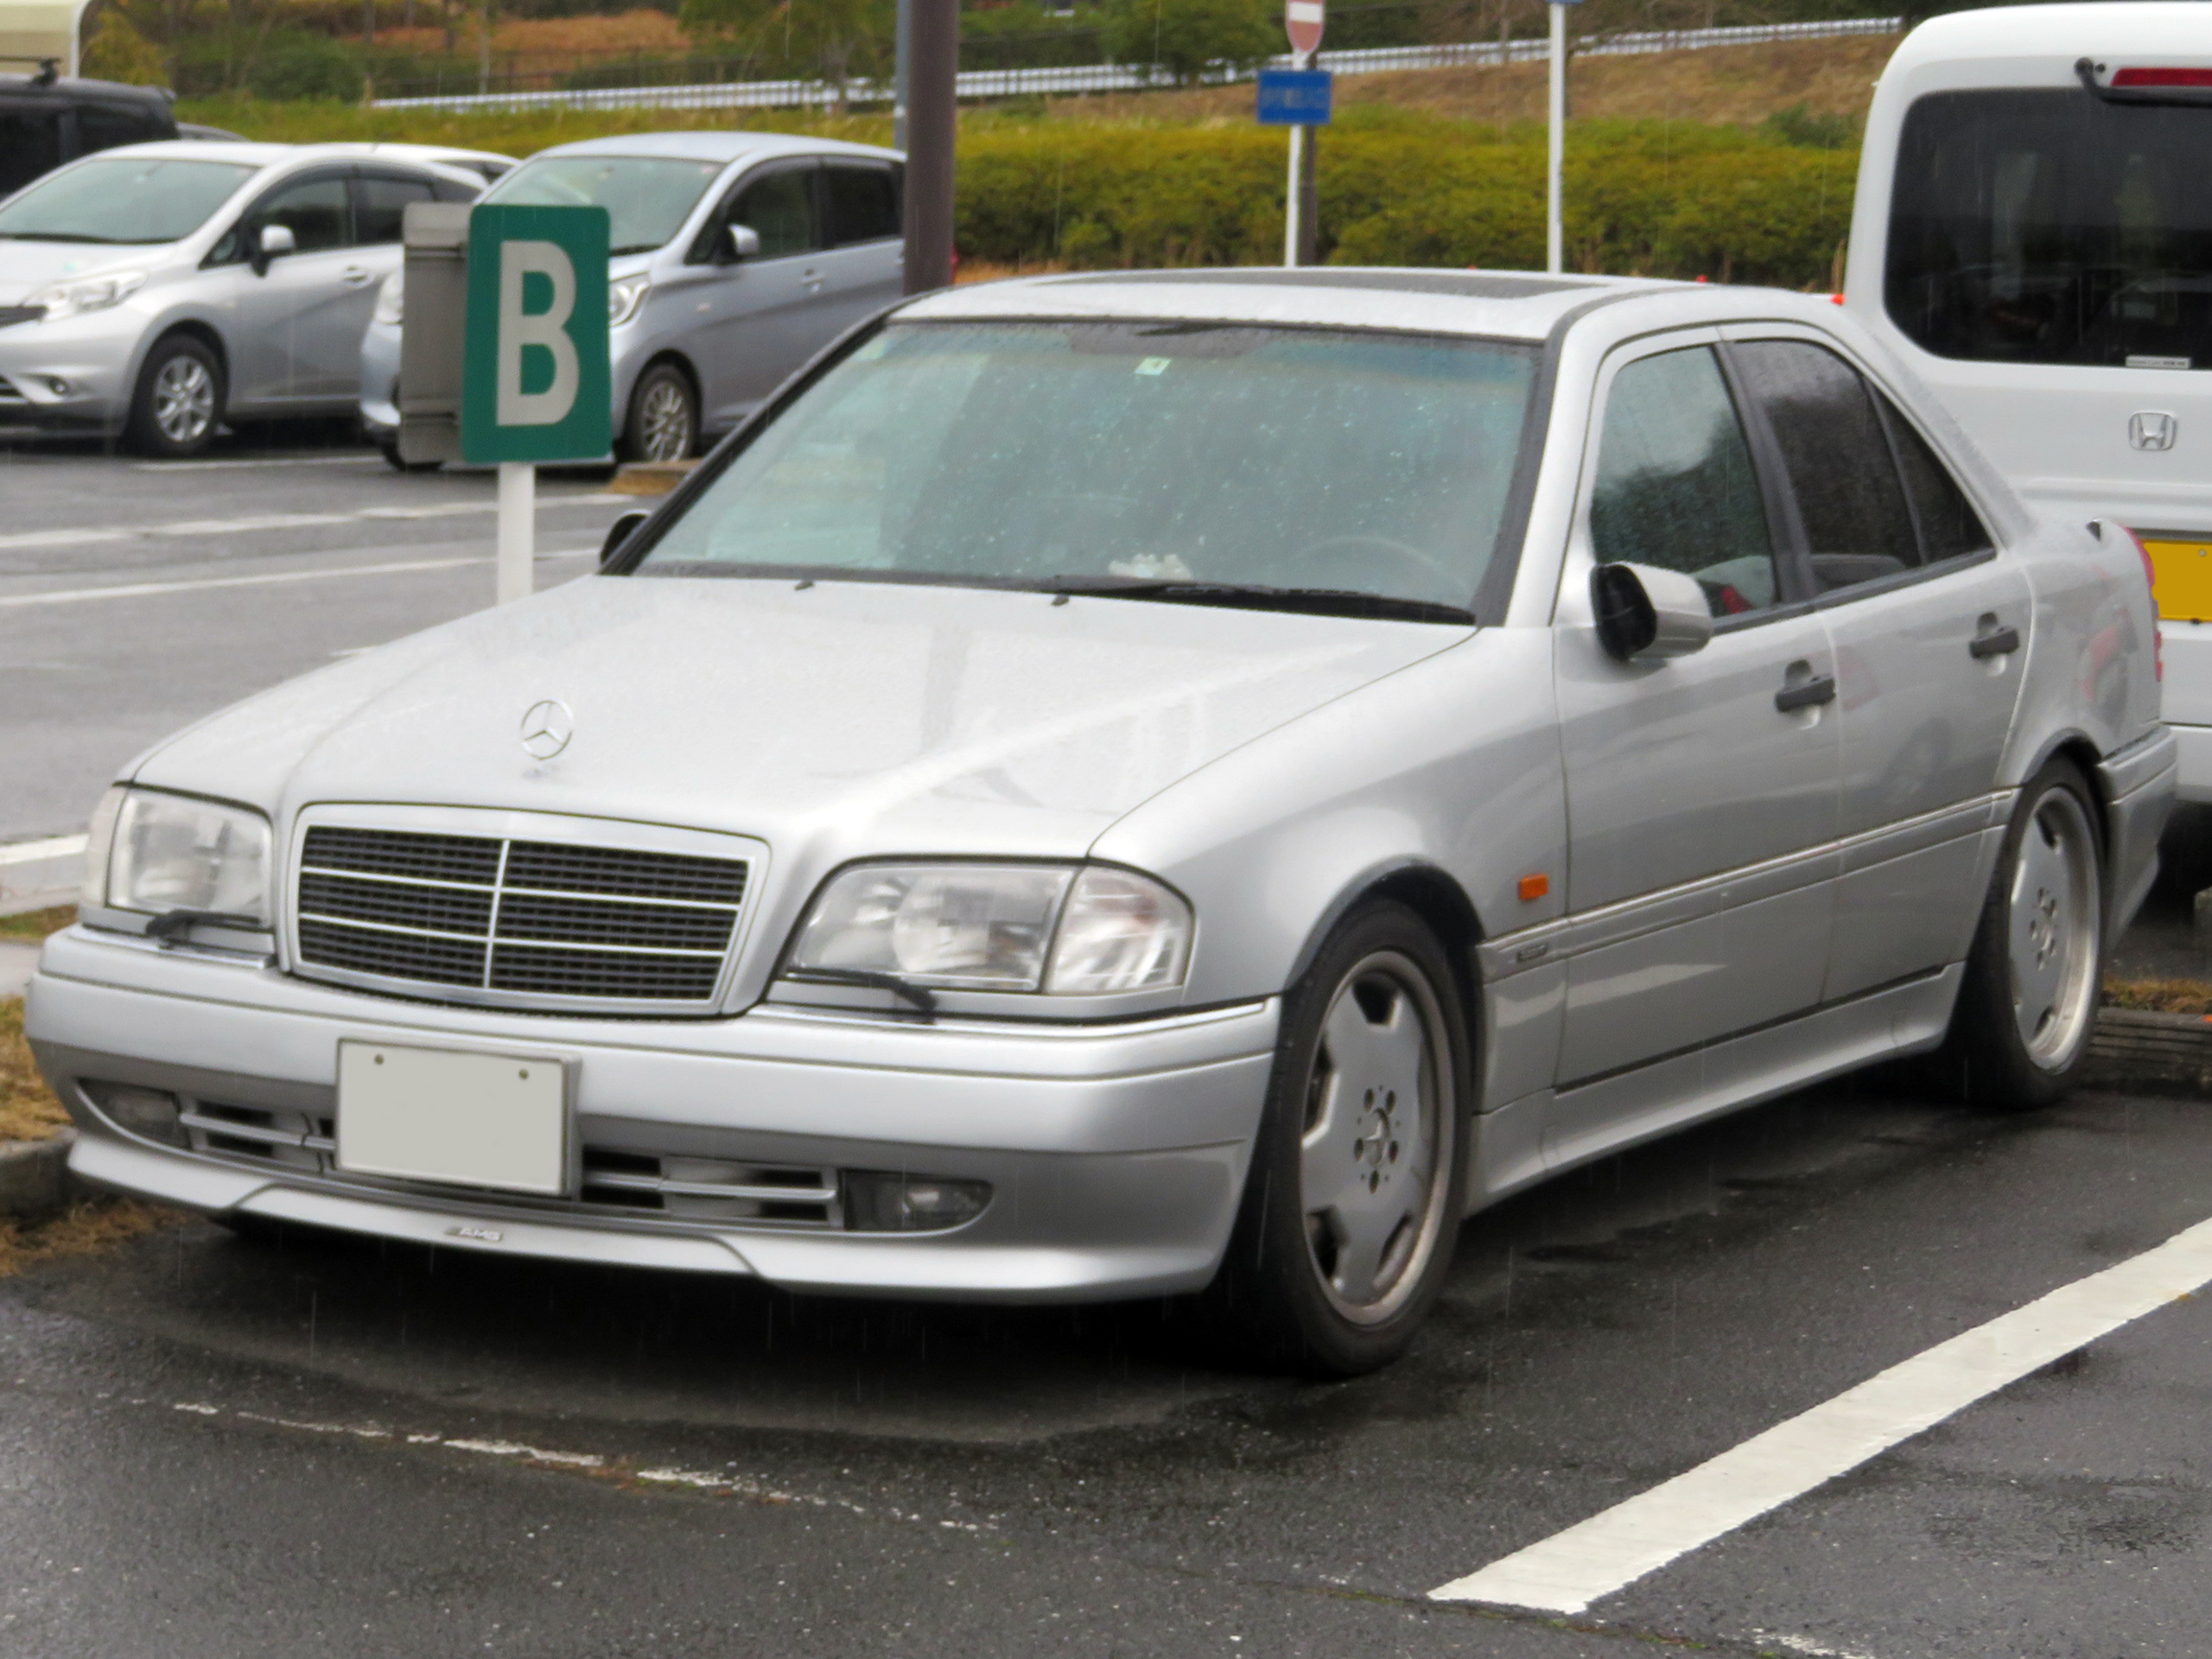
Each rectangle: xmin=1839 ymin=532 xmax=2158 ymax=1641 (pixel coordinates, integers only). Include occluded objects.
xmin=893 ymin=0 xmax=912 ymax=151
xmin=497 ymin=461 xmax=534 ymax=604
xmin=1283 ymin=122 xmax=1306 ymax=268
xmin=1546 ymin=1 xmax=1565 ymax=275
xmin=902 ymin=0 xmax=957 ymax=294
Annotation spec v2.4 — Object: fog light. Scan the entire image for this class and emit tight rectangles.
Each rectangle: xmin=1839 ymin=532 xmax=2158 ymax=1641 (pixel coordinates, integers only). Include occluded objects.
xmin=83 ymin=1081 xmax=182 ymax=1146
xmin=41 ymin=376 xmax=71 ymax=397
xmin=842 ymin=1171 xmax=991 ymax=1232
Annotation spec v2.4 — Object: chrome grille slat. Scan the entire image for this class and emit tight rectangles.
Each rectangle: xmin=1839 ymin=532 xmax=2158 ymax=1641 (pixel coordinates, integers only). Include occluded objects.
xmin=293 ymin=824 xmax=748 ymax=1007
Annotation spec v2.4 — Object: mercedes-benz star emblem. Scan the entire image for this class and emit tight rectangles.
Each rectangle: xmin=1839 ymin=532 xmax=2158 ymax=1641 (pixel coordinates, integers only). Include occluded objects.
xmin=519 ymin=699 xmax=574 ymax=760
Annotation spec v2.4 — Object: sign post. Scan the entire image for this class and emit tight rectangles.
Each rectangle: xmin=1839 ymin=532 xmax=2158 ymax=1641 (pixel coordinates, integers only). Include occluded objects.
xmin=460 ymin=204 xmax=610 ymax=603
xmin=1265 ymin=0 xmax=1328 ymax=268
xmin=1546 ymin=0 xmax=1581 ymax=275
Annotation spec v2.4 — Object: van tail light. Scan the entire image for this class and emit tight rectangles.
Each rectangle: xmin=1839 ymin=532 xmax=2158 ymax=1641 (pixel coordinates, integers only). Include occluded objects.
xmin=2111 ymin=67 xmax=2212 ymax=87
xmin=2126 ymin=525 xmax=2164 ymax=681
xmin=2077 ymin=59 xmax=2212 ymax=104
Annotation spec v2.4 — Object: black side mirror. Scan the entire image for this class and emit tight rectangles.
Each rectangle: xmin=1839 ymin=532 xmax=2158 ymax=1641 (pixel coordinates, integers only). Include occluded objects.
xmin=601 ymin=508 xmax=652 ymax=568
xmin=1591 ymin=562 xmax=1713 ymax=662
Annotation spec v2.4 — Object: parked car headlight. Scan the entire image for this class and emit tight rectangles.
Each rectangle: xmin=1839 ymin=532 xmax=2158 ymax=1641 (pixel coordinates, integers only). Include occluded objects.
xmin=28 ymin=268 xmax=147 ymax=322
xmin=372 ymin=268 xmax=404 ymax=327
xmin=785 ymin=863 xmax=1192 ymax=995
xmin=608 ymin=274 xmax=651 ymax=327
xmin=89 ymin=788 xmax=271 ymax=925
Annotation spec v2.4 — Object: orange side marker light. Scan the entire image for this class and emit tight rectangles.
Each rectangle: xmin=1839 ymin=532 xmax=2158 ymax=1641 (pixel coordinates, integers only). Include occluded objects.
xmin=1518 ymin=873 xmax=1550 ymax=902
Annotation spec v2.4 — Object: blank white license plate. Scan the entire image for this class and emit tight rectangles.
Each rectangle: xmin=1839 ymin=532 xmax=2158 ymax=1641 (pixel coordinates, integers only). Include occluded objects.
xmin=336 ymin=1040 xmax=569 ymax=1197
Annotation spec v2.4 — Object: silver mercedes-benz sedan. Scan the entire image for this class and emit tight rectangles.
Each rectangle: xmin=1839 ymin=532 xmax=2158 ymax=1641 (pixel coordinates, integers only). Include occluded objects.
xmin=26 ymin=269 xmax=2174 ymax=1373
xmin=0 ymin=139 xmax=505 ymax=455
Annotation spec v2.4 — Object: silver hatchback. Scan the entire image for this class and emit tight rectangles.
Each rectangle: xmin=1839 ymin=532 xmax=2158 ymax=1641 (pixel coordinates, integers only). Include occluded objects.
xmin=359 ymin=130 xmax=905 ymax=467
xmin=0 ymin=139 xmax=506 ymax=455
xmin=29 ymin=270 xmax=2175 ymax=1373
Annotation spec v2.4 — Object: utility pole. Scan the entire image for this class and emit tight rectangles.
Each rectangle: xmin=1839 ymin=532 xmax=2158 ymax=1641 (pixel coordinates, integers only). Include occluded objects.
xmin=893 ymin=0 xmax=912 ymax=150
xmin=902 ymin=0 xmax=957 ymax=294
xmin=1546 ymin=0 xmax=1579 ymax=274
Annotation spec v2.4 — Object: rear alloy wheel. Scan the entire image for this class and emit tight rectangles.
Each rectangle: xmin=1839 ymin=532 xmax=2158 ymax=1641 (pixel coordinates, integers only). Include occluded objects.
xmin=1935 ymin=759 xmax=2105 ymax=1106
xmin=620 ymin=363 xmax=696 ymax=463
xmin=125 ymin=334 xmax=224 ymax=458
xmin=1204 ymin=900 xmax=1466 ymax=1375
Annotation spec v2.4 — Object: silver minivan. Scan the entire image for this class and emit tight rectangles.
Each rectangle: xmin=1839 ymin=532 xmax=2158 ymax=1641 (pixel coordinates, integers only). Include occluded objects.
xmin=358 ymin=131 xmax=905 ymax=467
xmin=0 ymin=140 xmax=507 ymax=455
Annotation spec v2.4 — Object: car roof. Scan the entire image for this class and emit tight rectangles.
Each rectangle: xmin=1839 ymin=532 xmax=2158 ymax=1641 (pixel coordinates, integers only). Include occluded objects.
xmin=525 ymin=130 xmax=901 ymax=166
xmin=902 ymin=269 xmax=1688 ymax=344
xmin=1886 ymin=2 xmax=2212 ymax=77
xmin=0 ymin=73 xmax=169 ymax=106
xmin=62 ymin=138 xmax=509 ymax=171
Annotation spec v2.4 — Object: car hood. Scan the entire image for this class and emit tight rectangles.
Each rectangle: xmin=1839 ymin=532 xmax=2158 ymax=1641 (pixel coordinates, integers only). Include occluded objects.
xmin=0 ymin=240 xmax=167 ymax=304
xmin=133 ymin=575 xmax=1470 ymax=865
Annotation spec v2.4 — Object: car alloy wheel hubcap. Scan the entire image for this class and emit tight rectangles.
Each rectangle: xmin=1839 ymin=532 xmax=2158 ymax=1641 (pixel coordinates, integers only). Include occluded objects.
xmin=2008 ymin=787 xmax=2100 ymax=1069
xmin=1299 ymin=950 xmax=1450 ymax=1324
xmin=153 ymin=357 xmax=214 ymax=444
xmin=639 ymin=380 xmax=690 ymax=462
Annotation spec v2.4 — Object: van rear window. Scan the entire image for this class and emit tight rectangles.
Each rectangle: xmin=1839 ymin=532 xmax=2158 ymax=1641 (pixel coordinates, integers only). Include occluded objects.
xmin=1886 ymin=88 xmax=2212 ymax=369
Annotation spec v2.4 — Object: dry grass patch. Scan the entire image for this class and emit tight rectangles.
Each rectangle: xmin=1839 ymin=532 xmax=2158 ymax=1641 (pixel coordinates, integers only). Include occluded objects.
xmin=0 ymin=906 xmax=73 ymax=942
xmin=0 ymin=1199 xmax=184 ymax=1281
xmin=2104 ymin=977 xmax=2212 ymax=1016
xmin=1 ymin=998 xmax=68 ymax=1143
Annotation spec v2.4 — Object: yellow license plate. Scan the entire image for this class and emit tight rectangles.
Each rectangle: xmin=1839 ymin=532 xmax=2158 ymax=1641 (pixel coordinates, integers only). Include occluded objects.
xmin=2143 ymin=536 xmax=2212 ymax=624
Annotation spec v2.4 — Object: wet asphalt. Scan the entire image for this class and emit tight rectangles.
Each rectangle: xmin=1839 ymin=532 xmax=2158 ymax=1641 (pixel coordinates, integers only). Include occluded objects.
xmin=8 ymin=427 xmax=2212 ymax=1657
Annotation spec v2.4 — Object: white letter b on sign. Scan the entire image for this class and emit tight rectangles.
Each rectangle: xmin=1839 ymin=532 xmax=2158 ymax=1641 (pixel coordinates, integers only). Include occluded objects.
xmin=497 ymin=238 xmax=579 ymax=427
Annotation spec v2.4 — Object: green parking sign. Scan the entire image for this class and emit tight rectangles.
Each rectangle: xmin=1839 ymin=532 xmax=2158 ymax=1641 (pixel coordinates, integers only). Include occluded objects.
xmin=461 ymin=204 xmax=610 ymax=464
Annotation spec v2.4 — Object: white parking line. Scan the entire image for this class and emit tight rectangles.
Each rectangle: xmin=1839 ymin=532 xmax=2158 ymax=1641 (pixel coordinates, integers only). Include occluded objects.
xmin=133 ymin=454 xmax=390 ymax=471
xmin=0 ymin=555 xmax=486 ymax=608
xmin=0 ymin=493 xmax=628 ymax=552
xmin=1430 ymin=1211 xmax=2212 ymax=1614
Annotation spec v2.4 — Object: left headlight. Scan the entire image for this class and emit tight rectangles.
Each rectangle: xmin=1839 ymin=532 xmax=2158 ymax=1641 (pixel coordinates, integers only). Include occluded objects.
xmin=28 ymin=268 xmax=148 ymax=323
xmin=608 ymin=274 xmax=651 ymax=327
xmin=97 ymin=789 xmax=272 ymax=925
xmin=785 ymin=862 xmax=1192 ymax=995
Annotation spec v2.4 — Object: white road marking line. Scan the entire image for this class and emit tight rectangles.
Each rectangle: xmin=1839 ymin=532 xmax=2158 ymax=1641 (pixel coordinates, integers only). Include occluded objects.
xmin=1431 ymin=1211 xmax=2212 ymax=1614
xmin=133 ymin=454 xmax=388 ymax=471
xmin=0 ymin=834 xmax=86 ymax=865
xmin=0 ymin=493 xmax=628 ymax=551
xmin=0 ymin=555 xmax=486 ymax=609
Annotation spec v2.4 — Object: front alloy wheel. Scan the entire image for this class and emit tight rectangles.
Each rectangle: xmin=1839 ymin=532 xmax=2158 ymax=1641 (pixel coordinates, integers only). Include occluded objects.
xmin=126 ymin=334 xmax=225 ymax=458
xmin=620 ymin=364 xmax=696 ymax=463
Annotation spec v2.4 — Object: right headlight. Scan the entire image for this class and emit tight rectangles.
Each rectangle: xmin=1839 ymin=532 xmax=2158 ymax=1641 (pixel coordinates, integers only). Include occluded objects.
xmin=784 ymin=862 xmax=1192 ymax=995
xmin=608 ymin=274 xmax=651 ymax=327
xmin=82 ymin=786 xmax=272 ymax=926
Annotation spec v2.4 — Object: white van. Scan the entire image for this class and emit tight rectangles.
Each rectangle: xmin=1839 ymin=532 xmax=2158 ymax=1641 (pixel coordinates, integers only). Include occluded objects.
xmin=1847 ymin=3 xmax=2212 ymax=796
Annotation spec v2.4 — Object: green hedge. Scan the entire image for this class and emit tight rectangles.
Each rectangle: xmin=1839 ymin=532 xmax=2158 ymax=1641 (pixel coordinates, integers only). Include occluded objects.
xmin=957 ymin=116 xmax=1858 ymax=287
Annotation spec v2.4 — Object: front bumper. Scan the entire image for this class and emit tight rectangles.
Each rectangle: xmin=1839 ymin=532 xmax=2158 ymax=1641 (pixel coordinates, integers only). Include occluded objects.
xmin=28 ymin=926 xmax=1278 ymax=1301
xmin=0 ymin=307 xmax=142 ymax=430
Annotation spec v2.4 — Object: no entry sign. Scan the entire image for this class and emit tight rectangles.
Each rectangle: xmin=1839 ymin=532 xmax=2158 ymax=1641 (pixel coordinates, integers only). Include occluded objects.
xmin=1286 ymin=0 xmax=1324 ymax=58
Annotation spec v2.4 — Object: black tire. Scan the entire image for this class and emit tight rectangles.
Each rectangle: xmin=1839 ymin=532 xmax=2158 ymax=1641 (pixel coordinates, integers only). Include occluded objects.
xmin=618 ymin=361 xmax=698 ymax=463
xmin=1932 ymin=757 xmax=2106 ymax=1108
xmin=124 ymin=333 xmax=225 ymax=458
xmin=1201 ymin=899 xmax=1469 ymax=1376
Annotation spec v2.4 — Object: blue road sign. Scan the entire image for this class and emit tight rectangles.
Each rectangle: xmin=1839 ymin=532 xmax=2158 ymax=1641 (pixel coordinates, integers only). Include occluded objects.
xmin=1257 ymin=67 xmax=1332 ymax=125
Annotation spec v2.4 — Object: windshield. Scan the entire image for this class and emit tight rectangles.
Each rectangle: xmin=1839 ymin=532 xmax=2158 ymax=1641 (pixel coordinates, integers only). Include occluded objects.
xmin=0 ymin=155 xmax=254 ymax=245
xmin=482 ymin=155 xmax=721 ymax=254
xmin=1888 ymin=88 xmax=2212 ymax=368
xmin=635 ymin=321 xmax=1538 ymax=618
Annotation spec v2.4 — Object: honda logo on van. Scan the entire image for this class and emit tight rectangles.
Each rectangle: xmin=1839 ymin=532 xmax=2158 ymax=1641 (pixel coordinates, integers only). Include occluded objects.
xmin=2130 ymin=411 xmax=2178 ymax=452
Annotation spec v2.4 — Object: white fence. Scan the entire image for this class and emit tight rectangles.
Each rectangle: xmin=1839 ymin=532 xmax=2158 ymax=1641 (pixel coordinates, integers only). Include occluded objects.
xmin=372 ymin=15 xmax=1901 ymax=115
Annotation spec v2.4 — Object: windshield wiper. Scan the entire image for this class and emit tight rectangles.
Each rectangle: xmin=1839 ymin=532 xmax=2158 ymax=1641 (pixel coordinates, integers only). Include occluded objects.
xmin=607 ymin=243 xmax=661 ymax=255
xmin=782 ymin=966 xmax=939 ymax=1018
xmin=1041 ymin=576 xmax=1474 ymax=626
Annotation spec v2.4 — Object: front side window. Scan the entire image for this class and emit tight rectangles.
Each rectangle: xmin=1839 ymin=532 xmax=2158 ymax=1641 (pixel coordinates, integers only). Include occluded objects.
xmin=1589 ymin=346 xmax=1779 ymax=617
xmin=482 ymin=155 xmax=721 ymax=255
xmin=0 ymin=155 xmax=252 ymax=245
xmin=636 ymin=321 xmax=1538 ymax=616
xmin=1888 ymin=88 xmax=2212 ymax=368
xmin=730 ymin=168 xmax=817 ymax=258
xmin=1732 ymin=340 xmax=1920 ymax=594
xmin=211 ymin=173 xmax=352 ymax=264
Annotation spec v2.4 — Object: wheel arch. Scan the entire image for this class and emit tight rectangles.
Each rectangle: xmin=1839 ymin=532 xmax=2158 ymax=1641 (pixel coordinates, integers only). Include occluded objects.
xmin=132 ymin=318 xmax=231 ymax=395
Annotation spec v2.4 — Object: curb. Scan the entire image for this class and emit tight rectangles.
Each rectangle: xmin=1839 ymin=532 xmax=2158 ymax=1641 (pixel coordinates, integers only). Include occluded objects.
xmin=609 ymin=459 xmax=697 ymax=497
xmin=0 ymin=1128 xmax=78 ymax=1221
xmin=2082 ymin=1007 xmax=2212 ymax=1095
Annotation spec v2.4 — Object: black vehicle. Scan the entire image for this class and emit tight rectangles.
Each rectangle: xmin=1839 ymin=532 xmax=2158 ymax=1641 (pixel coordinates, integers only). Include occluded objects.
xmin=0 ymin=65 xmax=175 ymax=199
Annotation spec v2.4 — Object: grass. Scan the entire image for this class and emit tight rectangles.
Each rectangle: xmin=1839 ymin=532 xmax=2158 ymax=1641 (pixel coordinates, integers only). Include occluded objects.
xmin=0 ymin=1199 xmax=183 ymax=1281
xmin=0 ymin=906 xmax=73 ymax=943
xmin=1 ymin=999 xmax=68 ymax=1143
xmin=2102 ymin=978 xmax=2212 ymax=1016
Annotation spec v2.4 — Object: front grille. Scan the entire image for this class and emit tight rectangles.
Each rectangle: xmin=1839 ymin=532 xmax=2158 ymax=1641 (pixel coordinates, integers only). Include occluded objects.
xmin=293 ymin=824 xmax=748 ymax=1007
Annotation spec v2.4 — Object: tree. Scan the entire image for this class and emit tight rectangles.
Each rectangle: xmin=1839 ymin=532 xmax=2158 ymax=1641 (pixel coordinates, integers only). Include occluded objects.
xmin=680 ymin=0 xmax=893 ymax=106
xmin=1100 ymin=0 xmax=1278 ymax=86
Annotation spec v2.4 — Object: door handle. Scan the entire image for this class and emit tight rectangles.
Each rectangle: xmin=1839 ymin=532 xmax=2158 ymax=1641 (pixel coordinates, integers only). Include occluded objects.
xmin=340 ymin=267 xmax=374 ymax=287
xmin=1968 ymin=620 xmax=2021 ymax=658
xmin=1775 ymin=670 xmax=1838 ymax=713
xmin=801 ymin=268 xmax=823 ymax=293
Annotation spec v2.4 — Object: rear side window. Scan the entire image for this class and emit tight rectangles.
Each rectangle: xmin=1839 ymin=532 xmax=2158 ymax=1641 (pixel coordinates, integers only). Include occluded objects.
xmin=1731 ymin=340 xmax=1919 ymax=593
xmin=0 ymin=108 xmax=64 ymax=196
xmin=1888 ymin=88 xmax=2212 ymax=368
xmin=1590 ymin=345 xmax=1781 ymax=617
xmin=357 ymin=173 xmax=438 ymax=244
xmin=730 ymin=167 xmax=817 ymax=257
xmin=1877 ymin=395 xmax=1995 ymax=563
xmin=823 ymin=163 xmax=899 ymax=245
